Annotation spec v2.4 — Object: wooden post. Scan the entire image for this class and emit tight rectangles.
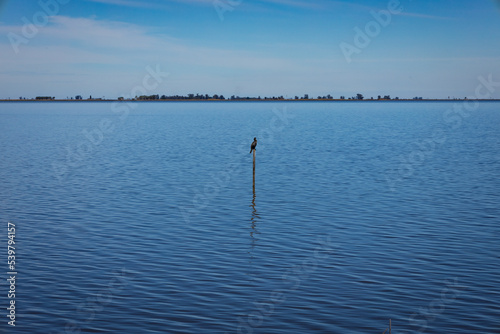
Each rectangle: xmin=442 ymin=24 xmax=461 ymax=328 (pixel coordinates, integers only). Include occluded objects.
xmin=252 ymin=150 xmax=256 ymax=193
xmin=253 ymin=150 xmax=256 ymax=171
xmin=389 ymin=319 xmax=391 ymax=334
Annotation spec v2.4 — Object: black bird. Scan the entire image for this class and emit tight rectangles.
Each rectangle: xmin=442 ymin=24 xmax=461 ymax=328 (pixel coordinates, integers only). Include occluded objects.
xmin=250 ymin=137 xmax=257 ymax=153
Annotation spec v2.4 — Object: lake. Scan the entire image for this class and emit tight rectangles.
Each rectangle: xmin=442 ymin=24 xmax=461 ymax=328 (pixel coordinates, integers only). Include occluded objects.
xmin=0 ymin=101 xmax=499 ymax=333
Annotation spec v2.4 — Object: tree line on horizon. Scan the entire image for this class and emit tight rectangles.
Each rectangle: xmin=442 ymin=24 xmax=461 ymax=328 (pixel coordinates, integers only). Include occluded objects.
xmin=134 ymin=94 xmax=284 ymax=100
xmin=130 ymin=93 xmax=420 ymax=101
xmin=12 ymin=93 xmax=433 ymax=101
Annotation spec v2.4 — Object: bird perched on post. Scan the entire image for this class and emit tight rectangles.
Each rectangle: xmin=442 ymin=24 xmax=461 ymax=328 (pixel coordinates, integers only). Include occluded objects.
xmin=250 ymin=137 xmax=257 ymax=153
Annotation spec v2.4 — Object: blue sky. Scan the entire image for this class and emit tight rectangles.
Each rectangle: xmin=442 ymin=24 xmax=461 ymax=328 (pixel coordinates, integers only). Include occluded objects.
xmin=1 ymin=0 xmax=499 ymax=99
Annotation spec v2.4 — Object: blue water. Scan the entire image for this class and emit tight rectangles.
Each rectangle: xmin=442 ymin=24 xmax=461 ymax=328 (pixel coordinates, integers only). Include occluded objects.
xmin=0 ymin=101 xmax=499 ymax=333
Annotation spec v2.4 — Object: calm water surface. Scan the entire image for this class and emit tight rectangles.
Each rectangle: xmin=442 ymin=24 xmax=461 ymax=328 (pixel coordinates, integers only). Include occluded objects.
xmin=0 ymin=102 xmax=499 ymax=333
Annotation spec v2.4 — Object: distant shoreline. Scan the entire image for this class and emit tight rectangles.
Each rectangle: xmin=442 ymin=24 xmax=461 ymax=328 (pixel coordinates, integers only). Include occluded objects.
xmin=1 ymin=99 xmax=500 ymax=102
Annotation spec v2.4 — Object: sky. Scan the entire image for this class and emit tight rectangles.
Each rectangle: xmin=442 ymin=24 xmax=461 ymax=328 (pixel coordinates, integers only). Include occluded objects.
xmin=0 ymin=0 xmax=499 ymax=99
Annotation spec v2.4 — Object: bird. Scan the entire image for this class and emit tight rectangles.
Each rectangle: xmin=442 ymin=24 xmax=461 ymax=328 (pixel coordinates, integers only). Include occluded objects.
xmin=250 ymin=137 xmax=257 ymax=153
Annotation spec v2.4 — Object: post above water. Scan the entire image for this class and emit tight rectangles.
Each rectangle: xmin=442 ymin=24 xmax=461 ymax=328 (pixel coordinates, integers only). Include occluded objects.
xmin=253 ymin=150 xmax=256 ymax=171
xmin=252 ymin=149 xmax=256 ymax=193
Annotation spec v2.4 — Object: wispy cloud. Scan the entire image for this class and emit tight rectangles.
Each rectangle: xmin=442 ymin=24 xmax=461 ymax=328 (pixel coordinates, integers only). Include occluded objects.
xmin=84 ymin=0 xmax=375 ymax=13
xmin=85 ymin=0 xmax=170 ymax=9
xmin=395 ymin=11 xmax=456 ymax=20
xmin=0 ymin=15 xmax=298 ymax=72
xmin=257 ymin=0 xmax=324 ymax=9
xmin=353 ymin=56 xmax=500 ymax=63
xmin=255 ymin=0 xmax=375 ymax=11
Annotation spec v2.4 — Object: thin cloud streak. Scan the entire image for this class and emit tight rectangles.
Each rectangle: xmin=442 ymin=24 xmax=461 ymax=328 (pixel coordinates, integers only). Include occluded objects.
xmin=0 ymin=16 xmax=299 ymax=72
xmin=351 ymin=57 xmax=500 ymax=63
xmin=394 ymin=11 xmax=456 ymax=20
xmin=85 ymin=0 xmax=170 ymax=9
xmin=257 ymin=0 xmax=324 ymax=10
